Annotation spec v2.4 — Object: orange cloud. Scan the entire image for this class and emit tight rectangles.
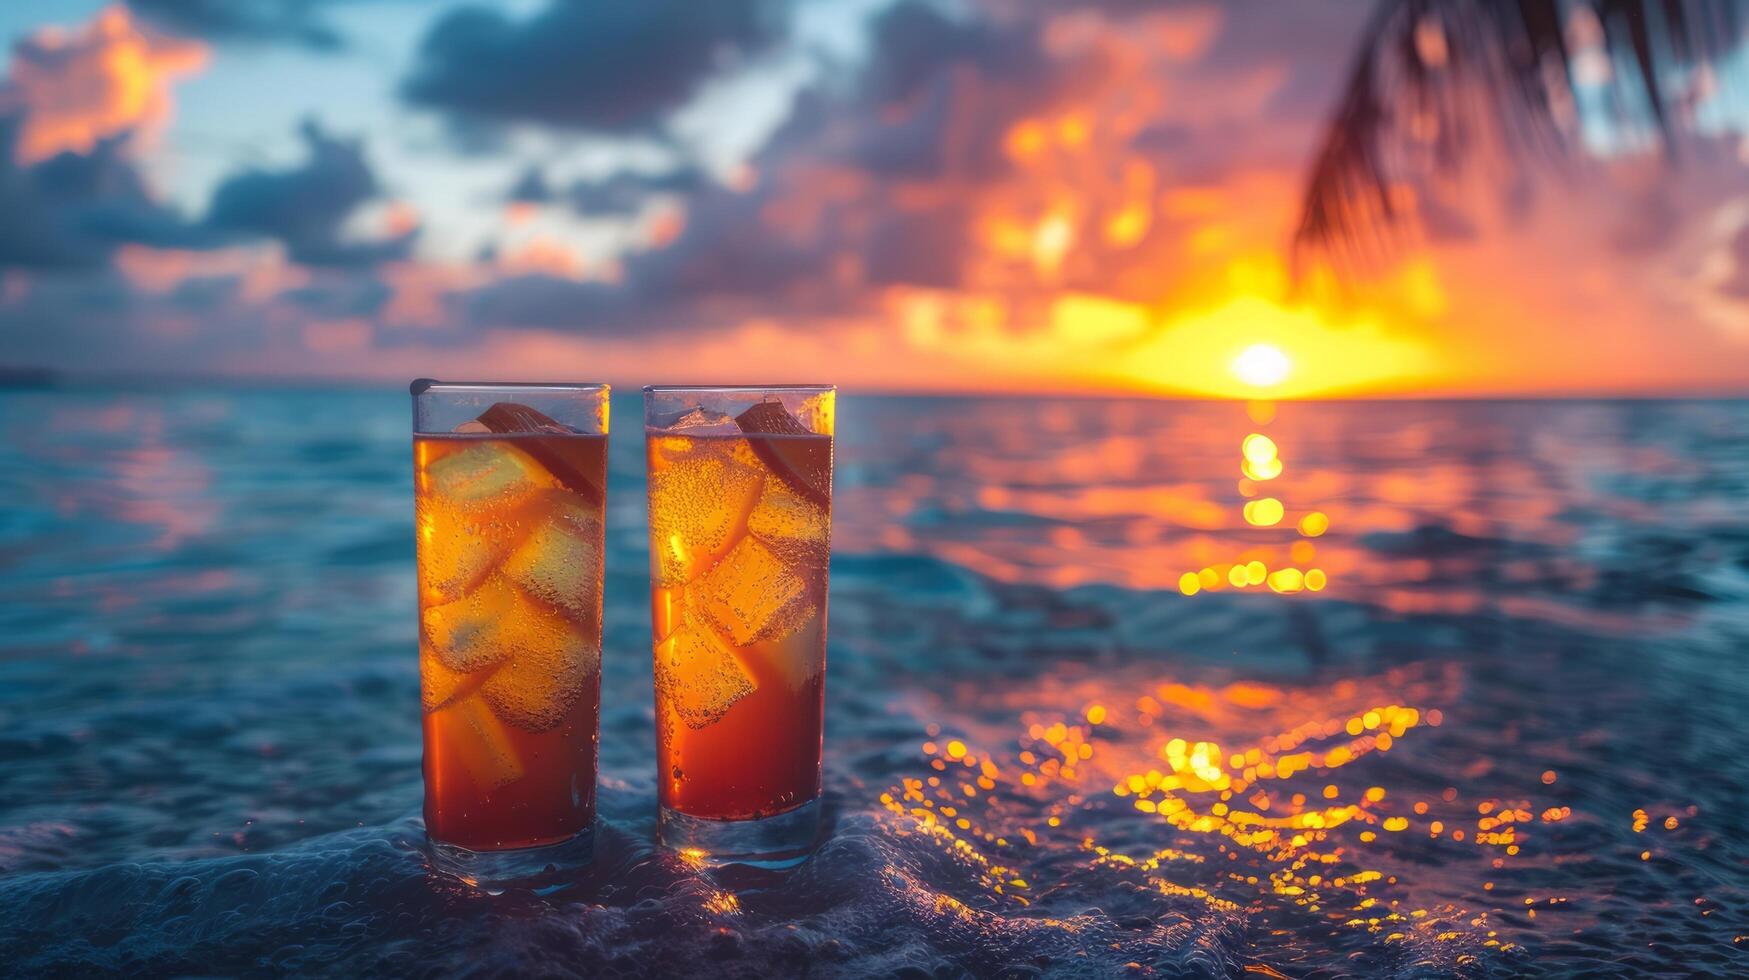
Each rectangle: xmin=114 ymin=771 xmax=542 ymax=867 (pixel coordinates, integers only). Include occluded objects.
xmin=115 ymin=243 xmax=310 ymax=300
xmin=378 ymin=260 xmax=484 ymax=328
xmin=499 ymin=235 xmax=586 ymax=279
xmin=0 ymin=6 xmax=207 ymax=164
xmin=3 ymin=1 xmax=1741 ymax=396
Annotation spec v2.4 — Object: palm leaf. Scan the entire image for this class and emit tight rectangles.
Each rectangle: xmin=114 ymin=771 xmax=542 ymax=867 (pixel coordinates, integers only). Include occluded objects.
xmin=1293 ymin=0 xmax=1748 ymax=274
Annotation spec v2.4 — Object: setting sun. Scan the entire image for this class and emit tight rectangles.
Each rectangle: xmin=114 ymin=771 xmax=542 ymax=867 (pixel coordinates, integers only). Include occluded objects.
xmin=1232 ymin=343 xmax=1292 ymax=388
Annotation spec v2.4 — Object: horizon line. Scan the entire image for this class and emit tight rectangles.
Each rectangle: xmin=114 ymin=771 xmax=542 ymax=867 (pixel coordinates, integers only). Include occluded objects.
xmin=3 ymin=367 xmax=1746 ymax=402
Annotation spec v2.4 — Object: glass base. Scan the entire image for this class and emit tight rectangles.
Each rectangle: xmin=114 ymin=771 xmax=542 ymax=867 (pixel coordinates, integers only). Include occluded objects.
xmin=427 ymin=824 xmax=595 ymax=891
xmin=658 ymin=799 xmax=820 ymax=869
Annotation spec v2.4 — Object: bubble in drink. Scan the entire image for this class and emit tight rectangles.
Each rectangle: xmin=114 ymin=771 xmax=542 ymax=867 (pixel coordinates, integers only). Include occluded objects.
xmin=739 ymin=607 xmax=824 ymax=692
xmin=422 ymin=576 xmax=523 ymax=673
xmin=747 ymin=476 xmax=830 ymax=571
xmin=414 ymin=392 xmax=607 ymax=853
xmin=694 ymin=534 xmax=813 ymax=646
xmin=424 ymin=441 xmax=559 ymax=506
xmin=656 ymin=617 xmax=755 ymax=729
xmin=644 ymin=388 xmax=833 ymax=827
xmin=416 ymin=442 xmax=559 ymax=604
xmin=420 ymin=645 xmax=473 ymax=712
xmin=502 ymin=491 xmax=604 ymax=627
xmin=444 ymin=694 xmax=525 ymax=791
xmin=479 ymin=615 xmax=590 ymax=732
xmin=646 ymin=440 xmax=765 ymax=586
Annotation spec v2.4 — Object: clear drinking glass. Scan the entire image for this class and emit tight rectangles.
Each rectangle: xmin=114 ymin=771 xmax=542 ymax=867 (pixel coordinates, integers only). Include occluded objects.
xmin=411 ymin=380 xmax=608 ymax=883
xmin=643 ymin=385 xmax=834 ymax=866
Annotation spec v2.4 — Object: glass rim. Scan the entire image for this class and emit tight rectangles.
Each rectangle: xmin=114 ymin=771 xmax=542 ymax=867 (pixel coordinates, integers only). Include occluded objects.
xmin=411 ymin=378 xmax=609 ymax=395
xmin=641 ymin=384 xmax=835 ymax=394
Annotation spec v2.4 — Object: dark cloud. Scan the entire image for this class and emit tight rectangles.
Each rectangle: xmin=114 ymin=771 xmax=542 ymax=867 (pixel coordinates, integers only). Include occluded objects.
xmin=836 ymin=1 xmax=1066 ymax=181
xmin=401 ymin=0 xmax=784 ymax=134
xmin=505 ymin=162 xmax=711 ymax=216
xmin=1130 ymin=123 xmax=1194 ymax=154
xmin=870 ymin=0 xmax=1062 ymax=105
xmin=165 ymin=274 xmax=242 ymax=312
xmin=457 ymin=0 xmax=1090 ymax=330
xmin=464 ymin=275 xmax=636 ymax=331
xmin=506 ymin=166 xmax=552 ymax=204
xmin=279 ymin=275 xmax=393 ymax=316
xmin=204 ymin=120 xmax=416 ymax=266
xmin=466 ymin=179 xmax=837 ymax=332
xmin=861 ymin=201 xmax=973 ymax=289
xmin=568 ymin=166 xmax=707 ymax=217
xmin=0 ymin=110 xmax=413 ymax=271
xmin=126 ymin=0 xmax=350 ymax=50
xmin=0 ymin=117 xmax=214 ymax=269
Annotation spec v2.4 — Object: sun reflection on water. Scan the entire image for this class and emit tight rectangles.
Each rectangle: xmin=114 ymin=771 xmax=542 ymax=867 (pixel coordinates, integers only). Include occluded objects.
xmin=855 ymin=402 xmax=1715 ymax=969
xmin=1175 ymin=405 xmax=1329 ymax=596
xmin=870 ymin=662 xmax=1601 ymax=964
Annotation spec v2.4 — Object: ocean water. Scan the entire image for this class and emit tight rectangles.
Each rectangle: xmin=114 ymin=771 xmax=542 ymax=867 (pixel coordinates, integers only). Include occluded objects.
xmin=1 ymin=388 xmax=1745 ymax=978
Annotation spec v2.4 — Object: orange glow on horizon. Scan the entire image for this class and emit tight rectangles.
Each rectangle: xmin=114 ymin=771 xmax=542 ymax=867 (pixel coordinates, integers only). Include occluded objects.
xmin=17 ymin=2 xmax=1738 ymax=398
xmin=1231 ymin=343 xmax=1291 ymax=388
xmin=1117 ymin=296 xmax=1436 ymax=399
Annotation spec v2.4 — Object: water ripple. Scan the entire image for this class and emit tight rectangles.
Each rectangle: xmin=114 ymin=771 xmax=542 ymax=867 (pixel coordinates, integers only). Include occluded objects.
xmin=1 ymin=389 xmax=1746 ymax=977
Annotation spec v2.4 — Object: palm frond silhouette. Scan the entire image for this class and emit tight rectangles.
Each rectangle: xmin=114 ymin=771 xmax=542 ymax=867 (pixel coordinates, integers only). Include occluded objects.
xmin=1294 ymin=0 xmax=1747 ymax=273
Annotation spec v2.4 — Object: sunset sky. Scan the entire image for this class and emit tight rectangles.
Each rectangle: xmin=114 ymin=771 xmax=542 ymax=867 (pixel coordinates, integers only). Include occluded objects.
xmin=0 ymin=0 xmax=1746 ymax=397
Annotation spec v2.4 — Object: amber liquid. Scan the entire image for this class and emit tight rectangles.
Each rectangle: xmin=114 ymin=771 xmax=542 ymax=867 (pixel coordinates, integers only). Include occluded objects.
xmin=414 ymin=432 xmax=606 ymax=851
xmin=646 ymin=430 xmax=831 ymax=821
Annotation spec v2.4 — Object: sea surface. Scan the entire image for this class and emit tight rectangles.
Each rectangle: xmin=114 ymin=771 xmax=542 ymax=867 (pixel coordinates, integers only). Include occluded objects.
xmin=1 ymin=388 xmax=1746 ymax=978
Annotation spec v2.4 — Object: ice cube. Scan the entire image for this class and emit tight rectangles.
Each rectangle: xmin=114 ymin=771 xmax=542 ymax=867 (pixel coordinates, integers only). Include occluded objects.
xmin=471 ymin=402 xmax=605 ymax=504
xmin=747 ymin=475 xmax=830 ymax=572
xmin=655 ymin=617 xmax=755 ymax=729
xmin=501 ymin=491 xmax=603 ymax=628
xmin=693 ymin=534 xmax=813 ymax=646
xmin=422 ymin=572 xmax=601 ymax=733
xmin=658 ymin=406 xmax=741 ymax=436
xmin=420 ymin=644 xmax=477 ymax=712
xmin=479 ymin=608 xmax=592 ymax=732
xmin=441 ymin=694 xmax=525 ymax=790
xmin=734 ymin=401 xmax=831 ymax=507
xmin=422 ymin=576 xmax=526 ymax=673
xmin=416 ymin=494 xmax=513 ymax=605
xmin=737 ymin=606 xmax=825 ymax=692
xmin=423 ymin=441 xmax=559 ymax=508
xmin=427 ymin=575 xmax=596 ymax=732
xmin=646 ymin=446 xmax=765 ymax=586
xmin=474 ymin=401 xmax=574 ymax=434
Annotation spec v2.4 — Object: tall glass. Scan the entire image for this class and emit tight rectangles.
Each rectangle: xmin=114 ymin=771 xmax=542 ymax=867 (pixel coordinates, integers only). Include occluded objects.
xmin=643 ymin=385 xmax=834 ymax=866
xmin=411 ymin=380 xmax=608 ymax=883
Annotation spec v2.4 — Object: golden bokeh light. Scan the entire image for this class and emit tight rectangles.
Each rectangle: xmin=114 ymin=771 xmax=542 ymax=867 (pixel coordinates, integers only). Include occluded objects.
xmin=1179 ymin=408 xmax=1331 ymax=598
xmin=1243 ymin=497 xmax=1285 ymax=527
xmin=1241 ymin=434 xmax=1279 ymax=465
xmin=866 ymin=662 xmax=1621 ymax=965
xmin=1242 ymin=456 xmax=1284 ymax=481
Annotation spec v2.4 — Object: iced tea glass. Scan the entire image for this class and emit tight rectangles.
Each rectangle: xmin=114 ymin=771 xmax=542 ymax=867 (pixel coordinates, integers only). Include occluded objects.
xmin=412 ymin=380 xmax=608 ymax=883
xmin=644 ymin=385 xmax=834 ymax=866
